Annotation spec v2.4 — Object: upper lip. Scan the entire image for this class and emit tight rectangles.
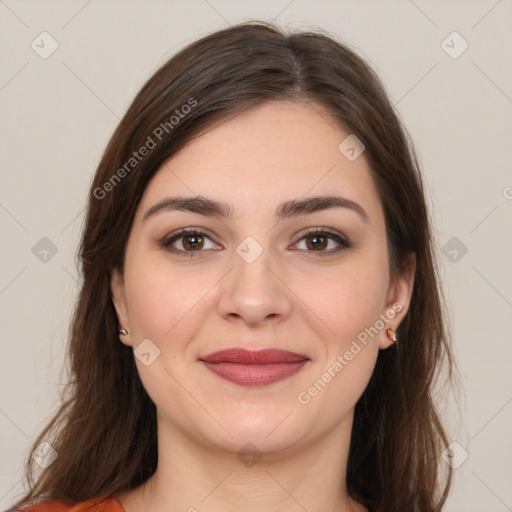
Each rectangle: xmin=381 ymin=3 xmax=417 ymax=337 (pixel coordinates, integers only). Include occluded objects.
xmin=200 ymin=348 xmax=309 ymax=364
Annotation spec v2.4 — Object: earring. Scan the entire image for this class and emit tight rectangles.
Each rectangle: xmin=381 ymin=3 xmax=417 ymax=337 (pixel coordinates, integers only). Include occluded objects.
xmin=118 ymin=328 xmax=129 ymax=335
xmin=386 ymin=328 xmax=397 ymax=343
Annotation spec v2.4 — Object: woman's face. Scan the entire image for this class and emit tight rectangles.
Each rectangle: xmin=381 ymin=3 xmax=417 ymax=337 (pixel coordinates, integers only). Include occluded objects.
xmin=111 ymin=100 xmax=414 ymax=455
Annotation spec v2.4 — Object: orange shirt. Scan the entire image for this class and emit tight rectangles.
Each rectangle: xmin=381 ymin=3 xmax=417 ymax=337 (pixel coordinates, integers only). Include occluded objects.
xmin=13 ymin=495 xmax=125 ymax=511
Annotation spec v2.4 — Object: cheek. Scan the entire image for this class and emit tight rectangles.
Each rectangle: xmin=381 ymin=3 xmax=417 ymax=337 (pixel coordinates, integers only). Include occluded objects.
xmin=123 ymin=255 xmax=207 ymax=341
xmin=296 ymin=267 xmax=383 ymax=418
xmin=124 ymin=260 xmax=208 ymax=393
xmin=303 ymin=262 xmax=387 ymax=342
xmin=296 ymin=258 xmax=386 ymax=400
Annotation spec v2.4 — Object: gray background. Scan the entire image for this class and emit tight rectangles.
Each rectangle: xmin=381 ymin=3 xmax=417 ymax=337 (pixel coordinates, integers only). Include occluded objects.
xmin=1 ymin=1 xmax=511 ymax=510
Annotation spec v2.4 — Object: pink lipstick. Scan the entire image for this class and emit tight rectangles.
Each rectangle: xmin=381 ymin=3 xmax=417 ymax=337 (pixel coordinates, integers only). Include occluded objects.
xmin=200 ymin=348 xmax=309 ymax=386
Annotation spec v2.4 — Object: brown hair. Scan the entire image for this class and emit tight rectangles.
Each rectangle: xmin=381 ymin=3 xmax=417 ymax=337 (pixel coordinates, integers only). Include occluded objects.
xmin=10 ymin=21 xmax=454 ymax=512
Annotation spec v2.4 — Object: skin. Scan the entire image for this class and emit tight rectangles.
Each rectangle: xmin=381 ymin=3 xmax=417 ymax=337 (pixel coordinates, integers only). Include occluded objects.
xmin=111 ymin=99 xmax=415 ymax=512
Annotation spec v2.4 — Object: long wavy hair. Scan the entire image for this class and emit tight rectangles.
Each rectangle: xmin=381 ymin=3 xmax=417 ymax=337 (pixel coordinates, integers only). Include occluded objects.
xmin=9 ymin=21 xmax=454 ymax=512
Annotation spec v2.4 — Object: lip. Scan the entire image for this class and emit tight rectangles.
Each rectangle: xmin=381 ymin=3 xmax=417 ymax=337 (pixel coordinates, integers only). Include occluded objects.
xmin=201 ymin=348 xmax=308 ymax=364
xmin=200 ymin=349 xmax=310 ymax=386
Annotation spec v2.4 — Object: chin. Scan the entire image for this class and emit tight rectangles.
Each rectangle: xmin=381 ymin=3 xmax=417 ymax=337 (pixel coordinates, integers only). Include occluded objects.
xmin=207 ymin=409 xmax=308 ymax=454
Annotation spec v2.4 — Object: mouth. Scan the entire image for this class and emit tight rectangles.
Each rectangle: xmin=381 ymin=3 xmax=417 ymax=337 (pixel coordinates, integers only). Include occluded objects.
xmin=199 ymin=348 xmax=310 ymax=386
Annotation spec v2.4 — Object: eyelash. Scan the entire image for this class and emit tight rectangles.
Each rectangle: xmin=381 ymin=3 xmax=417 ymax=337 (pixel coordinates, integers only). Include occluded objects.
xmin=159 ymin=227 xmax=351 ymax=258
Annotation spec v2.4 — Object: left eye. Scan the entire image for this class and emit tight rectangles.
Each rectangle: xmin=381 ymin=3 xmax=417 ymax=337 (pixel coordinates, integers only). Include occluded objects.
xmin=292 ymin=229 xmax=350 ymax=254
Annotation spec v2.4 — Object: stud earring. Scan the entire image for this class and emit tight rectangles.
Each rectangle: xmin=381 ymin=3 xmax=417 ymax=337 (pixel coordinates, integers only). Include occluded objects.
xmin=386 ymin=328 xmax=397 ymax=343
xmin=118 ymin=328 xmax=129 ymax=335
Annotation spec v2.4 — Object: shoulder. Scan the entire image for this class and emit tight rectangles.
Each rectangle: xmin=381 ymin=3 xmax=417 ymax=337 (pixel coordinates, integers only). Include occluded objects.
xmin=12 ymin=495 xmax=125 ymax=512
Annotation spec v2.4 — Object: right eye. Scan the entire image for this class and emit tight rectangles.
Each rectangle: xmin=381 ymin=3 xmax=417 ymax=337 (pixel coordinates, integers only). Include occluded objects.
xmin=160 ymin=228 xmax=222 ymax=257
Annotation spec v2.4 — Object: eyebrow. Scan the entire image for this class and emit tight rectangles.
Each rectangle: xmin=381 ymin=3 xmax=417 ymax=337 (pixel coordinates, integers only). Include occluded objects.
xmin=142 ymin=194 xmax=369 ymax=224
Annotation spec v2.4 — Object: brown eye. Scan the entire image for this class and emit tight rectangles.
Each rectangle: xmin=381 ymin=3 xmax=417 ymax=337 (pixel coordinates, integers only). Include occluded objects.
xmin=160 ymin=228 xmax=220 ymax=257
xmin=305 ymin=234 xmax=328 ymax=251
xmin=294 ymin=228 xmax=351 ymax=256
xmin=181 ymin=234 xmax=204 ymax=251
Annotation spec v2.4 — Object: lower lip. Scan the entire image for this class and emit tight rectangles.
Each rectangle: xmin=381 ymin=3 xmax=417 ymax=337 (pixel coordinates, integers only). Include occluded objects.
xmin=201 ymin=360 xmax=309 ymax=386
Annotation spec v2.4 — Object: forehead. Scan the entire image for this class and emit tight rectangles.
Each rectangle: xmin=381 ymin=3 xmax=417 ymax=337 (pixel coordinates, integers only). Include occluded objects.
xmin=136 ymin=100 xmax=382 ymax=222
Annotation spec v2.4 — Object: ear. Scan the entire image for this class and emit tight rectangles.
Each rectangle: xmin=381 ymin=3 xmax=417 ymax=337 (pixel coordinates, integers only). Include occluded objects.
xmin=379 ymin=252 xmax=416 ymax=350
xmin=111 ymin=267 xmax=132 ymax=347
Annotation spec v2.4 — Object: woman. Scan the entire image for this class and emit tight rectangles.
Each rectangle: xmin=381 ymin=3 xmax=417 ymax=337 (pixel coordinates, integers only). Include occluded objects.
xmin=9 ymin=21 xmax=454 ymax=512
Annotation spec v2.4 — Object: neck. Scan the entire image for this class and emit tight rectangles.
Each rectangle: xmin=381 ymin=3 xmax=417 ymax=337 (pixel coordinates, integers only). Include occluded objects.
xmin=118 ymin=410 xmax=367 ymax=512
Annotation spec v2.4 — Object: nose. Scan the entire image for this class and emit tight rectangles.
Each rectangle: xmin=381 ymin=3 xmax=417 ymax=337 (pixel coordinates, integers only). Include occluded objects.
xmin=217 ymin=249 xmax=292 ymax=327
